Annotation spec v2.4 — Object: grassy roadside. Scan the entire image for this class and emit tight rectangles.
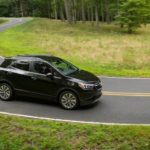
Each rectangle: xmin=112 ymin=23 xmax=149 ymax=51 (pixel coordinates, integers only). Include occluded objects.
xmin=0 ymin=18 xmax=149 ymax=77
xmin=0 ymin=19 xmax=7 ymax=24
xmin=0 ymin=114 xmax=150 ymax=150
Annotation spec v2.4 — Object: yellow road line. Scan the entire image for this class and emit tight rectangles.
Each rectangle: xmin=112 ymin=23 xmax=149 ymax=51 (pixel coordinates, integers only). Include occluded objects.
xmin=103 ymin=91 xmax=150 ymax=97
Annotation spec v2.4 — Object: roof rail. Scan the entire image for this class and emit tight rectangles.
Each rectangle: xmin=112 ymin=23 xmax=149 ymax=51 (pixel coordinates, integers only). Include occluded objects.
xmin=16 ymin=54 xmax=52 ymax=57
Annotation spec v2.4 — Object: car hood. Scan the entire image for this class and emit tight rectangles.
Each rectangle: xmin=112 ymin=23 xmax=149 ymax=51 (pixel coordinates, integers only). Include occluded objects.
xmin=67 ymin=70 xmax=99 ymax=83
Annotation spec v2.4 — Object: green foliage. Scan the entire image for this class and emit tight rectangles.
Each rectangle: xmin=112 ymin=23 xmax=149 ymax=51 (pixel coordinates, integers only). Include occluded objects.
xmin=0 ymin=0 xmax=12 ymax=17
xmin=116 ymin=0 xmax=150 ymax=33
xmin=0 ymin=19 xmax=7 ymax=24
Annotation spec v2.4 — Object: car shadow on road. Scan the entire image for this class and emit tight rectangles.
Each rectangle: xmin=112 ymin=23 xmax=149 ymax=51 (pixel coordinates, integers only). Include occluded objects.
xmin=13 ymin=96 xmax=101 ymax=111
xmin=14 ymin=96 xmax=59 ymax=107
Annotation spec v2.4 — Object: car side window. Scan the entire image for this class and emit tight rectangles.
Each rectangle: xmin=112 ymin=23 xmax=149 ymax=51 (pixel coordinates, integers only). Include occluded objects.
xmin=33 ymin=62 xmax=52 ymax=75
xmin=11 ymin=61 xmax=29 ymax=71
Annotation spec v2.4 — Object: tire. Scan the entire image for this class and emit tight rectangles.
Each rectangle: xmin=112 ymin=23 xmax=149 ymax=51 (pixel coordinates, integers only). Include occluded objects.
xmin=59 ymin=91 xmax=78 ymax=110
xmin=0 ymin=83 xmax=13 ymax=101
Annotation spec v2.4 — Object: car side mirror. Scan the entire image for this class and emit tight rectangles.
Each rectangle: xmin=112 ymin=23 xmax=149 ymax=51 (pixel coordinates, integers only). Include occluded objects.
xmin=46 ymin=72 xmax=53 ymax=78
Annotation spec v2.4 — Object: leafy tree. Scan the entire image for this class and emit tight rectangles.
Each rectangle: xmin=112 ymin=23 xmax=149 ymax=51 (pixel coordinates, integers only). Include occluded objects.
xmin=0 ymin=0 xmax=150 ymax=29
xmin=116 ymin=0 xmax=150 ymax=33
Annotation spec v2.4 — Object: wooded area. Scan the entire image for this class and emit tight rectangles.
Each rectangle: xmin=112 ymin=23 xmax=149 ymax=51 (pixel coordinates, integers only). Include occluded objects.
xmin=0 ymin=0 xmax=150 ymax=32
xmin=0 ymin=0 xmax=122 ymax=23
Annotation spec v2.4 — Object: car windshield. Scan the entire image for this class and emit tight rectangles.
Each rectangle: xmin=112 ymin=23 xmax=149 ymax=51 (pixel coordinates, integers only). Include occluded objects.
xmin=45 ymin=57 xmax=79 ymax=75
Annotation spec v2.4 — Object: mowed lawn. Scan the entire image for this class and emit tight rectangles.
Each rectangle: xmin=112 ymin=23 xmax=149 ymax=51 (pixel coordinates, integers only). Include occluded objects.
xmin=0 ymin=18 xmax=149 ymax=77
xmin=0 ymin=114 xmax=150 ymax=150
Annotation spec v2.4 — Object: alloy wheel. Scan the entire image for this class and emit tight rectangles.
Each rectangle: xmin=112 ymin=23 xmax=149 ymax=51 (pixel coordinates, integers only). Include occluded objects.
xmin=0 ymin=83 xmax=12 ymax=101
xmin=60 ymin=92 xmax=78 ymax=110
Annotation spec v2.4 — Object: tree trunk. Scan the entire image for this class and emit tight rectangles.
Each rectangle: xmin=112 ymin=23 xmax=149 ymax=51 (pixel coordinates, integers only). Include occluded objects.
xmin=116 ymin=0 xmax=119 ymax=14
xmin=87 ymin=7 xmax=90 ymax=21
xmin=64 ymin=0 xmax=72 ymax=23
xmin=47 ymin=0 xmax=51 ymax=19
xmin=54 ymin=0 xmax=58 ymax=20
xmin=20 ymin=0 xmax=24 ymax=17
xmin=105 ymin=0 xmax=110 ymax=24
xmin=91 ymin=7 xmax=94 ymax=26
xmin=72 ymin=0 xmax=77 ymax=23
xmin=15 ymin=0 xmax=19 ymax=17
xmin=95 ymin=4 xmax=99 ymax=26
xmin=128 ymin=25 xmax=132 ymax=34
xmin=101 ymin=0 xmax=104 ymax=22
xmin=81 ymin=0 xmax=86 ymax=23
xmin=60 ymin=5 xmax=65 ymax=21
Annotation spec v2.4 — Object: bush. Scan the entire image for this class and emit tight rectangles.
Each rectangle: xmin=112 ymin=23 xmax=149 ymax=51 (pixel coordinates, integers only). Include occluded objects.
xmin=115 ymin=0 xmax=150 ymax=33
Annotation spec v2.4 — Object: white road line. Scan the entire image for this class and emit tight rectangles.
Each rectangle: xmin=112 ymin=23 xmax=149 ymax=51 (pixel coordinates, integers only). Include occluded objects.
xmin=0 ymin=111 xmax=150 ymax=126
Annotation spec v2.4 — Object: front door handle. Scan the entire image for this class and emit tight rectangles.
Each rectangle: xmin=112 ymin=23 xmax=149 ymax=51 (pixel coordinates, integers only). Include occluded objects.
xmin=31 ymin=76 xmax=37 ymax=80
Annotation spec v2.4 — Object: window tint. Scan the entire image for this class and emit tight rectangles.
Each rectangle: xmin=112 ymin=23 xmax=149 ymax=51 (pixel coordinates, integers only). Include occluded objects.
xmin=12 ymin=62 xmax=29 ymax=71
xmin=33 ymin=62 xmax=52 ymax=74
xmin=50 ymin=59 xmax=78 ymax=75
xmin=0 ymin=56 xmax=5 ymax=66
xmin=1 ymin=59 xmax=13 ymax=67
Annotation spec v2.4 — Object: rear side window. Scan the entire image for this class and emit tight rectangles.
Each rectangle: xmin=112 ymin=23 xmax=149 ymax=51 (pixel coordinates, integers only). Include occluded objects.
xmin=33 ymin=62 xmax=52 ymax=74
xmin=0 ymin=56 xmax=5 ymax=66
xmin=12 ymin=61 xmax=29 ymax=71
xmin=1 ymin=59 xmax=13 ymax=68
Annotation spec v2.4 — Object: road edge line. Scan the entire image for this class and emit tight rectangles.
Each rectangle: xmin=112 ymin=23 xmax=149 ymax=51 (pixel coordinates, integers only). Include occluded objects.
xmin=0 ymin=111 xmax=150 ymax=126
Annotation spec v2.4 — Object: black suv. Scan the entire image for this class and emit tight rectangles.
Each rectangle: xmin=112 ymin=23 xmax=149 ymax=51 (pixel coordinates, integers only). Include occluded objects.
xmin=0 ymin=55 xmax=102 ymax=110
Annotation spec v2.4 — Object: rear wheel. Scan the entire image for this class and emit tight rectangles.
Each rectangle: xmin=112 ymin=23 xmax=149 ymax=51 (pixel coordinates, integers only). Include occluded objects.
xmin=0 ymin=83 xmax=13 ymax=101
xmin=59 ymin=91 xmax=78 ymax=110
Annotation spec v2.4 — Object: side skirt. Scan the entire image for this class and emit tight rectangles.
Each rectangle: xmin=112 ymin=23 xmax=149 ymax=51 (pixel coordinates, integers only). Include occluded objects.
xmin=14 ymin=89 xmax=57 ymax=101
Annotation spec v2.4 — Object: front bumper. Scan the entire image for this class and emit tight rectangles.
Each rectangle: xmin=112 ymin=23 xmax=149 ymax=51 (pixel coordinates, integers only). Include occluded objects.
xmin=79 ymin=89 xmax=102 ymax=106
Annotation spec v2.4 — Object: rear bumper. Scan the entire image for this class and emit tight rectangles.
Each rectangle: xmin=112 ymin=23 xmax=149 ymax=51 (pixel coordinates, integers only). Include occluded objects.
xmin=79 ymin=89 xmax=102 ymax=106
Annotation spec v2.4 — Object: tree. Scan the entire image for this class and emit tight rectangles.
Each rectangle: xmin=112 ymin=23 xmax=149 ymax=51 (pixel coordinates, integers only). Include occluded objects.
xmin=116 ymin=0 xmax=150 ymax=33
xmin=0 ymin=0 xmax=149 ymax=28
xmin=64 ymin=0 xmax=73 ymax=23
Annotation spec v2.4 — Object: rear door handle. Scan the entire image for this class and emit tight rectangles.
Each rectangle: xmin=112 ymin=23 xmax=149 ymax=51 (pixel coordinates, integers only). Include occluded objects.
xmin=31 ymin=76 xmax=37 ymax=80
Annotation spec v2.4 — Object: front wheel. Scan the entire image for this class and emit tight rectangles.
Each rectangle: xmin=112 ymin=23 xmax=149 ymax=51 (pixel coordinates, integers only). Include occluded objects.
xmin=59 ymin=91 xmax=78 ymax=110
xmin=0 ymin=83 xmax=13 ymax=101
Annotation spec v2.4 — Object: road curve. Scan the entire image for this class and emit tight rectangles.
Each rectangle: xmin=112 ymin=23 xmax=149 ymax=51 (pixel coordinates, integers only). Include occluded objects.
xmin=0 ymin=17 xmax=32 ymax=32
xmin=0 ymin=77 xmax=150 ymax=125
xmin=0 ymin=19 xmax=150 ymax=125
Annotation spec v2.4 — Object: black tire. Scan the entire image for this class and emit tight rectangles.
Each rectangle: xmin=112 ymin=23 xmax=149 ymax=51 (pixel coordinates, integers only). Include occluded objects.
xmin=0 ymin=83 xmax=13 ymax=101
xmin=59 ymin=91 xmax=79 ymax=110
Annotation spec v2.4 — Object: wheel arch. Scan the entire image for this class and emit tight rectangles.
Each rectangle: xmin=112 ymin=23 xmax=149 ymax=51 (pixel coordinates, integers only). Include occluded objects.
xmin=57 ymin=87 xmax=80 ymax=102
xmin=0 ymin=79 xmax=15 ymax=100
xmin=0 ymin=79 xmax=15 ymax=91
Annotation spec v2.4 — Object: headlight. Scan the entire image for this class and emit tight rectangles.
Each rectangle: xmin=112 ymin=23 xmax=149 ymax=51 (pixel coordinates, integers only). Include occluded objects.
xmin=78 ymin=83 xmax=94 ymax=90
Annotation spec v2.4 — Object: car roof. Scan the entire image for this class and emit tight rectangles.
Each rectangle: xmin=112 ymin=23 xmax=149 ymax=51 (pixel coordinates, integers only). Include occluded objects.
xmin=12 ymin=54 xmax=57 ymax=62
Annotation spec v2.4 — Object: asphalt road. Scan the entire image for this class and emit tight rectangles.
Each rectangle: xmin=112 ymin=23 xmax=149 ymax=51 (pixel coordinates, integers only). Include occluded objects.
xmin=0 ymin=18 xmax=150 ymax=124
xmin=0 ymin=17 xmax=31 ymax=32
xmin=0 ymin=77 xmax=149 ymax=124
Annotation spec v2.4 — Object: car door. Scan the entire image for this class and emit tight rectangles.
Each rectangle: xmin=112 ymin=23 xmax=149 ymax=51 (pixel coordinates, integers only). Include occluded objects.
xmin=28 ymin=61 xmax=63 ymax=99
xmin=6 ymin=60 xmax=36 ymax=95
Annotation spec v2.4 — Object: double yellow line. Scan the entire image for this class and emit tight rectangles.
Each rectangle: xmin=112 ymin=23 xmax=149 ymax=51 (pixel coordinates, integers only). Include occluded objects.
xmin=103 ymin=91 xmax=150 ymax=97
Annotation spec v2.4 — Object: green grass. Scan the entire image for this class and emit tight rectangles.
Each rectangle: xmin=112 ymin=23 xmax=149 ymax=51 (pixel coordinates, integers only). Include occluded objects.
xmin=0 ymin=114 xmax=150 ymax=150
xmin=0 ymin=18 xmax=149 ymax=77
xmin=0 ymin=19 xmax=7 ymax=24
